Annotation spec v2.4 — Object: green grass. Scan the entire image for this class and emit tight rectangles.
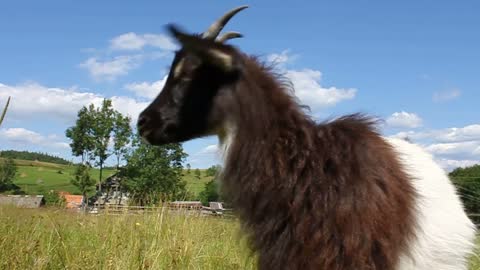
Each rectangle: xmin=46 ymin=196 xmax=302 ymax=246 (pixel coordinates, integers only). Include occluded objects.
xmin=182 ymin=170 xmax=214 ymax=196
xmin=8 ymin=158 xmax=213 ymax=197
xmin=0 ymin=206 xmax=256 ymax=270
xmin=9 ymin=159 xmax=116 ymax=195
xmin=1 ymin=206 xmax=480 ymax=269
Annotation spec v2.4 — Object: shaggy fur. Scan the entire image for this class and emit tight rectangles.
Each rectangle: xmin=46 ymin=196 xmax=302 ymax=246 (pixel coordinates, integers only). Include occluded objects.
xmin=218 ymin=57 xmax=417 ymax=270
xmin=138 ymin=19 xmax=476 ymax=270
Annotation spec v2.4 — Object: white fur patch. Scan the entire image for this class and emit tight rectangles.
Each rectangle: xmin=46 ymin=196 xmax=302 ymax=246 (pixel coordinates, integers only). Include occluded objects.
xmin=173 ymin=58 xmax=185 ymax=79
xmin=386 ymin=137 xmax=476 ymax=270
xmin=216 ymin=128 xmax=476 ymax=269
xmin=208 ymin=49 xmax=234 ymax=71
xmin=218 ymin=122 xmax=236 ymax=164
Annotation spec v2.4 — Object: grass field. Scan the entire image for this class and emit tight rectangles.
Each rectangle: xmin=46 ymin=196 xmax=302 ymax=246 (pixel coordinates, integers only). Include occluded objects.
xmin=0 ymin=206 xmax=255 ymax=270
xmin=7 ymin=159 xmax=213 ymax=198
xmin=0 ymin=206 xmax=479 ymax=269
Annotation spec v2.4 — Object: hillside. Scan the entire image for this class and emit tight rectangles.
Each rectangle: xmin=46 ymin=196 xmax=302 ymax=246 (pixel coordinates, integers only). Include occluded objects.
xmin=7 ymin=159 xmax=115 ymax=195
xmin=0 ymin=150 xmax=71 ymax=165
xmin=5 ymin=158 xmax=212 ymax=198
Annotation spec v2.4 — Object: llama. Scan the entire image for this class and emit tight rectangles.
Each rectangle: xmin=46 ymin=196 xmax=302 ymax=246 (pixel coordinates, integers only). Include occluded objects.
xmin=137 ymin=6 xmax=476 ymax=270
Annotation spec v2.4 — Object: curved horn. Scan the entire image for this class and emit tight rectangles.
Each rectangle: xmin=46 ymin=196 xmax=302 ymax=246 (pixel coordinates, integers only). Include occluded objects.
xmin=202 ymin=5 xmax=248 ymax=39
xmin=217 ymin=31 xmax=243 ymax=43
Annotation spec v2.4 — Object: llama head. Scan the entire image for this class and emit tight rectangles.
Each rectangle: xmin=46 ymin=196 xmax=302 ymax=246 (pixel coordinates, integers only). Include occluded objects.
xmin=138 ymin=6 xmax=248 ymax=145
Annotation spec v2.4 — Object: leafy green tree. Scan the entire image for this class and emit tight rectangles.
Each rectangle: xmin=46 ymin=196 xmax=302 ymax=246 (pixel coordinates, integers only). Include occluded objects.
xmin=450 ymin=164 xmax=480 ymax=225
xmin=112 ymin=112 xmax=132 ymax=170
xmin=0 ymin=158 xmax=17 ymax=192
xmin=205 ymin=164 xmax=221 ymax=177
xmin=194 ymin=169 xmax=201 ymax=180
xmin=91 ymin=99 xmax=116 ymax=190
xmin=0 ymin=96 xmax=11 ymax=127
xmin=40 ymin=190 xmax=66 ymax=207
xmin=121 ymin=134 xmax=188 ymax=205
xmin=199 ymin=179 xmax=220 ymax=205
xmin=65 ymin=106 xmax=95 ymax=163
xmin=67 ymin=99 xmax=131 ymax=192
xmin=71 ymin=164 xmax=95 ymax=207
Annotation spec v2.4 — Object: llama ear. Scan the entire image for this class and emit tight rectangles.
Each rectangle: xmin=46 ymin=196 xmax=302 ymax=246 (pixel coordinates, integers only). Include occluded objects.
xmin=167 ymin=24 xmax=237 ymax=72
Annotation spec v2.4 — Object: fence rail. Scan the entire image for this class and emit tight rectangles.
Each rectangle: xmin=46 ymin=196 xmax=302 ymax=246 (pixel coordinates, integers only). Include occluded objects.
xmin=88 ymin=204 xmax=235 ymax=218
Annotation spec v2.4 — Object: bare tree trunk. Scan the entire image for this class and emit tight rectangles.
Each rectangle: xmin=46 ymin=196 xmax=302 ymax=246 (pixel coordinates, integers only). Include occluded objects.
xmin=0 ymin=96 xmax=11 ymax=127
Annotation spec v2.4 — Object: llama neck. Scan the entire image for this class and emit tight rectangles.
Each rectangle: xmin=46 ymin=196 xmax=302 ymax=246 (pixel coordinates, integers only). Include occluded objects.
xmin=219 ymin=94 xmax=315 ymax=207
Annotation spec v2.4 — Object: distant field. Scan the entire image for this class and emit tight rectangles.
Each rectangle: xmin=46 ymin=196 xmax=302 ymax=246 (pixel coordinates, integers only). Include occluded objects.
xmin=6 ymin=158 xmax=212 ymax=198
xmin=182 ymin=171 xmax=214 ymax=196
xmin=8 ymin=159 xmax=116 ymax=195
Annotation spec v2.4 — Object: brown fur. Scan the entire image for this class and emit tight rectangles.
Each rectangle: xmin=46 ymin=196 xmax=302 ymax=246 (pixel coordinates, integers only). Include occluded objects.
xmin=219 ymin=56 xmax=418 ymax=270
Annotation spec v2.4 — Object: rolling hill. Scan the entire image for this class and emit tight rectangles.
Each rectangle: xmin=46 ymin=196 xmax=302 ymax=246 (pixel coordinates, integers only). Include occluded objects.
xmin=3 ymin=158 xmax=212 ymax=198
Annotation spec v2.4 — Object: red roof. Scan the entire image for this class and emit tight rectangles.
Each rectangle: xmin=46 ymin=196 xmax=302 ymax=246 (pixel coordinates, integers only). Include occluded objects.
xmin=63 ymin=195 xmax=84 ymax=209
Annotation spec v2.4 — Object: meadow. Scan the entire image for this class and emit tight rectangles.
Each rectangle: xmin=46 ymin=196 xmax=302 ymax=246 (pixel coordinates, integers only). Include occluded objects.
xmin=0 ymin=206 xmax=255 ymax=270
xmin=8 ymin=159 xmax=213 ymax=197
xmin=0 ymin=206 xmax=479 ymax=269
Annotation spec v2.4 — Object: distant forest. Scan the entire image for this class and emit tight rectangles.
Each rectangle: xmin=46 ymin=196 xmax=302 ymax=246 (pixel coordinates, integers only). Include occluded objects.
xmin=0 ymin=150 xmax=71 ymax=165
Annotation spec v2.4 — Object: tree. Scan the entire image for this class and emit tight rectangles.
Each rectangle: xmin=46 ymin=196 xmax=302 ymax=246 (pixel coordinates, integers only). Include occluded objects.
xmin=121 ymin=134 xmax=189 ymax=205
xmin=112 ymin=112 xmax=132 ymax=170
xmin=194 ymin=169 xmax=201 ymax=180
xmin=91 ymin=99 xmax=116 ymax=191
xmin=199 ymin=179 xmax=220 ymax=205
xmin=0 ymin=96 xmax=11 ymax=127
xmin=65 ymin=106 xmax=95 ymax=163
xmin=205 ymin=164 xmax=221 ymax=177
xmin=0 ymin=158 xmax=18 ymax=192
xmin=449 ymin=164 xmax=480 ymax=225
xmin=186 ymin=163 xmax=191 ymax=174
xmin=66 ymin=99 xmax=130 ymax=192
xmin=40 ymin=190 xmax=66 ymax=207
xmin=71 ymin=164 xmax=95 ymax=208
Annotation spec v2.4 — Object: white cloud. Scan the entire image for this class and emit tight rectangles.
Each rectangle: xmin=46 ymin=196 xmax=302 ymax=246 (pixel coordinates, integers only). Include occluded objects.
xmin=0 ymin=82 xmax=147 ymax=124
xmin=393 ymin=124 xmax=480 ymax=143
xmin=386 ymin=111 xmax=423 ymax=128
xmin=266 ymin=50 xmax=298 ymax=67
xmin=425 ymin=141 xmax=480 ymax=156
xmin=110 ymin=96 xmax=149 ymax=123
xmin=124 ymin=75 xmax=168 ymax=99
xmin=433 ymin=89 xmax=461 ymax=103
xmin=110 ymin=32 xmax=176 ymax=51
xmin=199 ymin=144 xmax=219 ymax=155
xmin=264 ymin=51 xmax=356 ymax=111
xmin=0 ymin=128 xmax=69 ymax=150
xmin=436 ymin=159 xmax=480 ymax=172
xmin=391 ymin=123 xmax=480 ymax=171
xmin=79 ymin=55 xmax=143 ymax=81
xmin=286 ymin=69 xmax=356 ymax=109
xmin=0 ymin=82 xmax=104 ymax=122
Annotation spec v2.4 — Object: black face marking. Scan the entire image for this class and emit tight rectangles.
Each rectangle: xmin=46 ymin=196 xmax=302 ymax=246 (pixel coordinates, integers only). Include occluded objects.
xmin=137 ymin=46 xmax=239 ymax=145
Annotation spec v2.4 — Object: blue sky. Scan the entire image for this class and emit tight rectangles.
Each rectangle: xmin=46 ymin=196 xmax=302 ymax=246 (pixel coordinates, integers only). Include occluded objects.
xmin=1 ymin=1 xmax=479 ymax=170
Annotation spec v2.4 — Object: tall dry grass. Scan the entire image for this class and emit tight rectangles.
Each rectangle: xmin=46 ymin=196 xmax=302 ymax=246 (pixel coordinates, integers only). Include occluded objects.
xmin=1 ymin=206 xmax=480 ymax=269
xmin=0 ymin=206 xmax=255 ymax=270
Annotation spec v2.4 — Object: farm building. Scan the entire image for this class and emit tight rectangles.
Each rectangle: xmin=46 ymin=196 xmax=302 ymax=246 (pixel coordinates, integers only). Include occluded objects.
xmin=169 ymin=201 xmax=203 ymax=210
xmin=58 ymin=192 xmax=84 ymax=209
xmin=92 ymin=173 xmax=129 ymax=206
xmin=0 ymin=195 xmax=45 ymax=208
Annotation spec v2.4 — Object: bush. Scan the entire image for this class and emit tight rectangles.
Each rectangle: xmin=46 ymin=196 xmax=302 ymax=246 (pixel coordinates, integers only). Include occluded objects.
xmin=0 ymin=158 xmax=18 ymax=192
xmin=199 ymin=180 xmax=220 ymax=205
xmin=450 ymin=164 xmax=480 ymax=225
xmin=42 ymin=190 xmax=66 ymax=207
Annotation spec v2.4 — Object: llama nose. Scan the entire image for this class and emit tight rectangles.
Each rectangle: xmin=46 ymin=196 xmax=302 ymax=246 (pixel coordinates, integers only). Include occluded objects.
xmin=137 ymin=115 xmax=150 ymax=130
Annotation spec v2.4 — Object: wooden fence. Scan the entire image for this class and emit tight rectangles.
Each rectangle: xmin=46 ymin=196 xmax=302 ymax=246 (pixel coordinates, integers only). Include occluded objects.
xmin=88 ymin=204 xmax=235 ymax=218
